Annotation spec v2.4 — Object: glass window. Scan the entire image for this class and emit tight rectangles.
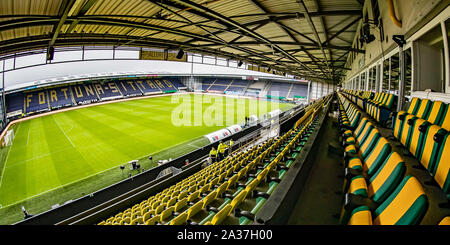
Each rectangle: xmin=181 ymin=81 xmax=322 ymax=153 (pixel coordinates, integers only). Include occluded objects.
xmin=415 ymin=24 xmax=445 ymax=92
xmin=114 ymin=50 xmax=139 ymax=59
xmin=15 ymin=53 xmax=46 ymax=68
xmin=376 ymin=64 xmax=381 ymax=92
xmin=229 ymin=60 xmax=238 ymax=68
xmin=192 ymin=54 xmax=202 ymax=63
xmin=203 ymin=56 xmax=215 ymax=65
xmin=53 ymin=50 xmax=83 ymax=63
xmin=3 ymin=58 xmax=15 ymax=71
xmin=447 ymin=19 xmax=450 ymax=88
xmin=390 ymin=53 xmax=400 ymax=94
xmin=216 ymin=58 xmax=227 ymax=66
xmin=84 ymin=49 xmax=113 ymax=60
xmin=369 ymin=67 xmax=376 ymax=91
xmin=360 ymin=72 xmax=366 ymax=90
xmin=405 ymin=48 xmax=412 ymax=97
xmin=382 ymin=58 xmax=390 ymax=92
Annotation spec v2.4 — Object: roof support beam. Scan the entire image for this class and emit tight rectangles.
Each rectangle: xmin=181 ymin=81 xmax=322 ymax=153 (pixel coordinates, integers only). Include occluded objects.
xmin=162 ymin=0 xmax=314 ymax=76
xmin=297 ymin=0 xmax=330 ymax=74
xmin=246 ymin=0 xmax=318 ymax=74
xmin=65 ymin=0 xmax=99 ymax=34
xmin=49 ymin=0 xmax=77 ymax=47
xmin=322 ymin=16 xmax=361 ymax=46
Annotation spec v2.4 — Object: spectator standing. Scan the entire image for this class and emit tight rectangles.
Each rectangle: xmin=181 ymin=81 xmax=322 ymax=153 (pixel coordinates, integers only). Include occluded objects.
xmin=209 ymin=147 xmax=217 ymax=165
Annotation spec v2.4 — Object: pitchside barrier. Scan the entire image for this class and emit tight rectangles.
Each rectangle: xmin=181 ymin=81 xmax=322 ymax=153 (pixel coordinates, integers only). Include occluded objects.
xmin=16 ymin=104 xmax=305 ymax=225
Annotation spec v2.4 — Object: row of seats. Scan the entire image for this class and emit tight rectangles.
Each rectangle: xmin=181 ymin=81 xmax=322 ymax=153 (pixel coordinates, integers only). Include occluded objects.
xmin=97 ymin=95 xmax=331 ymax=225
xmin=337 ymin=93 xmax=361 ymax=130
xmin=342 ymin=90 xmax=396 ymax=110
xmin=337 ymin=92 xmax=450 ymax=225
xmin=341 ymin=90 xmax=396 ymax=124
xmin=392 ymin=97 xmax=450 ymax=200
xmin=337 ymin=93 xmax=429 ymax=225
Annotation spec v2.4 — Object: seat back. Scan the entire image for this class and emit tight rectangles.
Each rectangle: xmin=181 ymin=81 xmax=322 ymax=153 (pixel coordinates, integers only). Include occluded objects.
xmin=358 ymin=129 xmax=381 ymax=159
xmin=427 ymin=101 xmax=446 ymax=125
xmin=356 ymin=123 xmax=375 ymax=146
xmin=362 ymin=137 xmax=392 ymax=176
xmin=399 ymin=114 xmax=417 ymax=149
xmin=350 ymin=111 xmax=361 ymax=129
xmin=415 ymin=99 xmax=432 ymax=120
xmin=354 ymin=117 xmax=369 ymax=137
xmin=393 ymin=111 xmax=408 ymax=139
xmin=439 ymin=105 xmax=450 ymax=131
xmin=407 ymin=97 xmax=422 ymax=115
xmin=368 ymin=152 xmax=406 ymax=203
xmin=419 ymin=126 xmax=447 ymax=173
xmin=373 ymin=175 xmax=428 ymax=225
xmin=408 ymin=118 xmax=428 ymax=158
xmin=384 ymin=93 xmax=396 ymax=109
xmin=379 ymin=93 xmax=388 ymax=105
xmin=433 ymin=134 xmax=450 ymax=194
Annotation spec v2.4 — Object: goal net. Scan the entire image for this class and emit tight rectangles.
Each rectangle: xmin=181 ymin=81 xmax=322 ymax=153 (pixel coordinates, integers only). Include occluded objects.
xmin=3 ymin=129 xmax=14 ymax=147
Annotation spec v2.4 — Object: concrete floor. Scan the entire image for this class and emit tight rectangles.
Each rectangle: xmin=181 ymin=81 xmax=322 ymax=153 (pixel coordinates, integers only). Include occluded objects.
xmin=287 ymin=110 xmax=344 ymax=225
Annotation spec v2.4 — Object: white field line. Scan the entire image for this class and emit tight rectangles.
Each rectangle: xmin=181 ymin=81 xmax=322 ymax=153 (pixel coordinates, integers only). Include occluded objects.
xmin=0 ymin=92 xmax=191 ymax=142
xmin=54 ymin=118 xmax=75 ymax=148
xmin=0 ymin=123 xmax=21 ymax=191
xmin=26 ymin=125 xmax=30 ymax=146
xmin=0 ymin=93 xmax=285 ymax=208
xmin=0 ymin=136 xmax=205 ymax=209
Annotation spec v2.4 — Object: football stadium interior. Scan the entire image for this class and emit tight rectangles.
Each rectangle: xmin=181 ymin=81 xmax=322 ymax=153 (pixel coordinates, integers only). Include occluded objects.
xmin=0 ymin=0 xmax=449 ymax=228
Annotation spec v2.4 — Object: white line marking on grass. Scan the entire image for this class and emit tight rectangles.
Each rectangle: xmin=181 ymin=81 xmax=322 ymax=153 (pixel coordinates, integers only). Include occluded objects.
xmin=54 ymin=118 xmax=75 ymax=148
xmin=0 ymin=123 xmax=20 ymax=191
xmin=26 ymin=126 xmax=30 ymax=146
xmin=187 ymin=143 xmax=203 ymax=149
xmin=0 ymin=136 xmax=206 ymax=209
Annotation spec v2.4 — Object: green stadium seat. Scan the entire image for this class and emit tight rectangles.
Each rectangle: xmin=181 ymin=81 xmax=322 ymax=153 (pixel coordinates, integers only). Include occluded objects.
xmin=432 ymin=133 xmax=450 ymax=198
xmin=347 ymin=175 xmax=428 ymax=225
xmin=439 ymin=104 xmax=450 ymax=131
xmin=419 ymin=125 xmax=447 ymax=173
xmin=427 ymin=101 xmax=447 ymax=125
xmin=399 ymin=114 xmax=417 ymax=149
xmin=393 ymin=97 xmax=422 ymax=139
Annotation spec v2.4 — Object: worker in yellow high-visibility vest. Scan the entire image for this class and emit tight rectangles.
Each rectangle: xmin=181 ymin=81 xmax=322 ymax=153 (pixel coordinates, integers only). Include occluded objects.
xmin=209 ymin=147 xmax=218 ymax=165
xmin=217 ymin=141 xmax=227 ymax=161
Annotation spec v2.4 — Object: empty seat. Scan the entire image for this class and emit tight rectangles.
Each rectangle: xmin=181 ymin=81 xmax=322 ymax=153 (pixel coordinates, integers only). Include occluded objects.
xmin=169 ymin=212 xmax=188 ymax=225
xmin=342 ymin=152 xmax=406 ymax=223
xmin=398 ymin=114 xmax=417 ymax=149
xmin=432 ymin=133 xmax=450 ymax=197
xmin=416 ymin=99 xmax=432 ymax=120
xmin=348 ymin=152 xmax=406 ymax=203
xmin=419 ymin=125 xmax=447 ymax=174
xmin=439 ymin=105 xmax=450 ymax=131
xmin=347 ymin=175 xmax=428 ymax=225
xmin=427 ymin=101 xmax=447 ymax=125
xmin=393 ymin=97 xmax=422 ymax=139
xmin=439 ymin=216 xmax=450 ymax=225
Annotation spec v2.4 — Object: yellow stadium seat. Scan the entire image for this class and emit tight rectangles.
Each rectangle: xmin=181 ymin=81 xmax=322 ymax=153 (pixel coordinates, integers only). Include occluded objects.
xmin=169 ymin=212 xmax=188 ymax=225
xmin=146 ymin=215 xmax=160 ymax=225
xmin=187 ymin=200 xmax=204 ymax=220
xmin=160 ymin=206 xmax=175 ymax=222
xmin=210 ymin=204 xmax=233 ymax=225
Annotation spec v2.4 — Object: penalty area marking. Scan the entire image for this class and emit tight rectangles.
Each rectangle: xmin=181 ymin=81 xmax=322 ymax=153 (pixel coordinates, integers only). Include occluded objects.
xmin=54 ymin=118 xmax=75 ymax=148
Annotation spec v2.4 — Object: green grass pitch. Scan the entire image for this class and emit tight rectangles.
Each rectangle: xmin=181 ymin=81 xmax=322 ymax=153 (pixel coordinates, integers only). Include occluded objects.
xmin=0 ymin=93 xmax=294 ymax=223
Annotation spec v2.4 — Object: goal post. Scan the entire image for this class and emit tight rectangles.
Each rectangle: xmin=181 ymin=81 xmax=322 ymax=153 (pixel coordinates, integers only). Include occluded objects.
xmin=3 ymin=129 xmax=14 ymax=147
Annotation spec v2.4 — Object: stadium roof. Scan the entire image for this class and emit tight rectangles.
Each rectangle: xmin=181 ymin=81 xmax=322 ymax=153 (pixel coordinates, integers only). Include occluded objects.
xmin=0 ymin=0 xmax=364 ymax=83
